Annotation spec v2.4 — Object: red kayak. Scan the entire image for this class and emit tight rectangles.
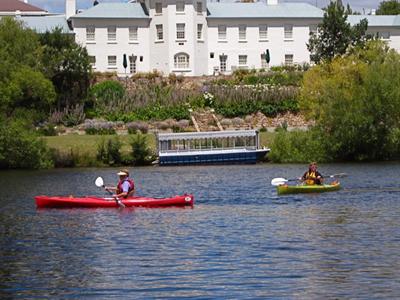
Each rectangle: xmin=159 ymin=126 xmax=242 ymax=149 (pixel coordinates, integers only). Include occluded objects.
xmin=35 ymin=194 xmax=194 ymax=208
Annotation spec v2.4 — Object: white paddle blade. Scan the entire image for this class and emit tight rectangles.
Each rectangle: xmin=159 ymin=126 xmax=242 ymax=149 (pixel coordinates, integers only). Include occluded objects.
xmin=95 ymin=177 xmax=104 ymax=187
xmin=271 ymin=178 xmax=288 ymax=186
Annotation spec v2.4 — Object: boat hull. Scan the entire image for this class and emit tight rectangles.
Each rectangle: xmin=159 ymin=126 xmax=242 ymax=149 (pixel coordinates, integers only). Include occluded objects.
xmin=277 ymin=183 xmax=341 ymax=195
xmin=35 ymin=194 xmax=194 ymax=208
xmin=159 ymin=149 xmax=269 ymax=165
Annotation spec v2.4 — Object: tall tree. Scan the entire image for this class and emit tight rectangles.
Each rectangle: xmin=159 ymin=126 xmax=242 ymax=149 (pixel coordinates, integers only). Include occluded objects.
xmin=307 ymin=1 xmax=370 ymax=64
xmin=39 ymin=28 xmax=92 ymax=109
xmin=376 ymin=0 xmax=400 ymax=15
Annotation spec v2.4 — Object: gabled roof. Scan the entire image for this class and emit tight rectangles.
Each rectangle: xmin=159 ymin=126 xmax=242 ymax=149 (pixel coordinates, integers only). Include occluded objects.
xmin=71 ymin=3 xmax=148 ymax=19
xmin=0 ymin=0 xmax=46 ymax=13
xmin=19 ymin=15 xmax=73 ymax=34
xmin=348 ymin=15 xmax=400 ymax=27
xmin=207 ymin=2 xmax=323 ymax=19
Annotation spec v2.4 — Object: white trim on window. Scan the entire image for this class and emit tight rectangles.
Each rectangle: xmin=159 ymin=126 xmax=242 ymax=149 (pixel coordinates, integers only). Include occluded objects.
xmin=129 ymin=26 xmax=138 ymax=41
xmin=176 ymin=23 xmax=185 ymax=40
xmin=239 ymin=25 xmax=246 ymax=41
xmin=108 ymin=55 xmax=117 ymax=68
xmin=218 ymin=25 xmax=226 ymax=40
xmin=86 ymin=25 xmax=95 ymax=41
xmin=108 ymin=26 xmax=116 ymax=41
xmin=156 ymin=24 xmax=163 ymax=41
xmin=197 ymin=24 xmax=203 ymax=40
xmin=259 ymin=25 xmax=268 ymax=41
xmin=284 ymin=24 xmax=293 ymax=40
xmin=174 ymin=52 xmax=190 ymax=69
xmin=285 ymin=54 xmax=294 ymax=66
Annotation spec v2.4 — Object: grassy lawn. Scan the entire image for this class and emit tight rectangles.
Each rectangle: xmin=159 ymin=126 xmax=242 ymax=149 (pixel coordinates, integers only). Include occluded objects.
xmin=42 ymin=132 xmax=274 ymax=156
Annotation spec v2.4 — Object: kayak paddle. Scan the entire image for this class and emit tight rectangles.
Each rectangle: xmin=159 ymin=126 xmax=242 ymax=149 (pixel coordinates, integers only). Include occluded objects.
xmin=271 ymin=173 xmax=347 ymax=186
xmin=95 ymin=176 xmax=126 ymax=208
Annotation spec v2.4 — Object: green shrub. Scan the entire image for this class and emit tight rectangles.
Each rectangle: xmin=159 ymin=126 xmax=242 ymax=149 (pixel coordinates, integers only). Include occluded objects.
xmin=0 ymin=121 xmax=53 ymax=169
xmin=96 ymin=137 xmax=122 ymax=165
xmin=90 ymin=80 xmax=125 ymax=103
xmin=130 ymin=134 xmax=154 ymax=166
xmin=268 ymin=129 xmax=328 ymax=163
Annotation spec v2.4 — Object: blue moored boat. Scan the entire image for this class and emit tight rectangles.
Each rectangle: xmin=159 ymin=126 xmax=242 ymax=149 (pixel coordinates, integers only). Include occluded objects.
xmin=156 ymin=130 xmax=270 ymax=165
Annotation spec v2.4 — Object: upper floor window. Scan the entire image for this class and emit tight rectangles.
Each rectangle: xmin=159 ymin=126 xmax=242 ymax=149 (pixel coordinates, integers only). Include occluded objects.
xmin=197 ymin=24 xmax=203 ymax=40
xmin=285 ymin=54 xmax=293 ymax=66
xmin=156 ymin=24 xmax=163 ymax=40
xmin=176 ymin=1 xmax=184 ymax=12
xmin=197 ymin=2 xmax=202 ymax=14
xmin=176 ymin=23 xmax=185 ymax=39
xmin=129 ymin=26 xmax=138 ymax=41
xmin=239 ymin=25 xmax=246 ymax=41
xmin=155 ymin=2 xmax=162 ymax=14
xmin=218 ymin=25 xmax=226 ymax=40
xmin=259 ymin=25 xmax=268 ymax=40
xmin=108 ymin=26 xmax=116 ymax=41
xmin=379 ymin=32 xmax=391 ymax=40
xmin=309 ymin=24 xmax=318 ymax=36
xmin=284 ymin=24 xmax=293 ymax=39
xmin=174 ymin=52 xmax=189 ymax=69
xmin=86 ymin=26 xmax=95 ymax=41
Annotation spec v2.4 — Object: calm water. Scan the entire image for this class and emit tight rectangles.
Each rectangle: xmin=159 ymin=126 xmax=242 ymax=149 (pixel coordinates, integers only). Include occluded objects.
xmin=1 ymin=163 xmax=400 ymax=299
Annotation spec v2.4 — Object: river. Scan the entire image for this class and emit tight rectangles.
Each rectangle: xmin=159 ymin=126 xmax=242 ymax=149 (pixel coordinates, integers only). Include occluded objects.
xmin=1 ymin=163 xmax=400 ymax=299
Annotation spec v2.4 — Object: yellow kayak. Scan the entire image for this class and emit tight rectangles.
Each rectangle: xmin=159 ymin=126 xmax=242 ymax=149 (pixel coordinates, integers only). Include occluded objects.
xmin=277 ymin=182 xmax=341 ymax=195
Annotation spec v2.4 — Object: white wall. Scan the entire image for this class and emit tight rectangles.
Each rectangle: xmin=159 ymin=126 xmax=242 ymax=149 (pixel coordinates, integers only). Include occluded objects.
xmin=72 ymin=18 xmax=150 ymax=75
xmin=207 ymin=18 xmax=316 ymax=74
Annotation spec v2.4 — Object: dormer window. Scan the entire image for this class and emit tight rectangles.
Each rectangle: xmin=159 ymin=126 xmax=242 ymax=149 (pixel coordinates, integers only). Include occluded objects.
xmin=176 ymin=1 xmax=184 ymax=13
xmin=155 ymin=2 xmax=162 ymax=14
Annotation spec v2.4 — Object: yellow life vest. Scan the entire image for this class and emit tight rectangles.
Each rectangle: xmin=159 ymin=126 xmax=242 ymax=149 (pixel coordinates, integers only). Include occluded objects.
xmin=305 ymin=171 xmax=316 ymax=185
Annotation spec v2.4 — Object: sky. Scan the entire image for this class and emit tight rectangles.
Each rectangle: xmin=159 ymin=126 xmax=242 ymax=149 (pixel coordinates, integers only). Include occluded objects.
xmin=29 ymin=0 xmax=380 ymax=14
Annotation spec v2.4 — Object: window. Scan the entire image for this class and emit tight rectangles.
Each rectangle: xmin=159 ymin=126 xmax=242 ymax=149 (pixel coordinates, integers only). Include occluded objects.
xmin=86 ymin=26 xmax=95 ymax=41
xmin=239 ymin=25 xmax=246 ymax=41
xmin=260 ymin=54 xmax=268 ymax=69
xmin=219 ymin=55 xmax=227 ymax=72
xmin=89 ymin=56 xmax=96 ymax=67
xmin=174 ymin=53 xmax=189 ymax=69
xmin=218 ymin=25 xmax=226 ymax=40
xmin=379 ymin=32 xmax=391 ymax=40
xmin=285 ymin=54 xmax=293 ymax=66
xmin=129 ymin=55 xmax=137 ymax=74
xmin=156 ymin=24 xmax=163 ymax=40
xmin=309 ymin=24 xmax=318 ymax=36
xmin=155 ymin=2 xmax=162 ymax=14
xmin=176 ymin=1 xmax=184 ymax=12
xmin=238 ymin=55 xmax=247 ymax=66
xmin=197 ymin=2 xmax=202 ymax=14
xmin=197 ymin=24 xmax=203 ymax=40
xmin=210 ymin=52 xmax=214 ymax=59
xmin=129 ymin=26 xmax=138 ymax=41
xmin=108 ymin=55 xmax=117 ymax=67
xmin=176 ymin=23 xmax=185 ymax=39
xmin=284 ymin=24 xmax=293 ymax=39
xmin=259 ymin=25 xmax=268 ymax=40
xmin=108 ymin=26 xmax=116 ymax=41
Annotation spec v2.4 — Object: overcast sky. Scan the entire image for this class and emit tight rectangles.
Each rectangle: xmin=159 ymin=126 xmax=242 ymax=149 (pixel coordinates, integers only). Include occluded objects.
xmin=29 ymin=0 xmax=380 ymax=14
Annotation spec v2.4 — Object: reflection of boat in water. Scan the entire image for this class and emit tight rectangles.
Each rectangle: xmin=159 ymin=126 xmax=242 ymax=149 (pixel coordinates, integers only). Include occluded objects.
xmin=156 ymin=130 xmax=270 ymax=165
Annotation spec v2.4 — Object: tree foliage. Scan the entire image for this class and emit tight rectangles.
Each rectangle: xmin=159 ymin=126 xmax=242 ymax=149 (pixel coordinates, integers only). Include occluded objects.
xmin=300 ymin=40 xmax=400 ymax=161
xmin=376 ymin=0 xmax=400 ymax=15
xmin=307 ymin=1 xmax=370 ymax=64
xmin=39 ymin=28 xmax=92 ymax=109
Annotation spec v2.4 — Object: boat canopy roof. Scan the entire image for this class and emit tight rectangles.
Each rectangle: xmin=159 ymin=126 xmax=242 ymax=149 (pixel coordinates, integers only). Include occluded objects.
xmin=157 ymin=130 xmax=258 ymax=141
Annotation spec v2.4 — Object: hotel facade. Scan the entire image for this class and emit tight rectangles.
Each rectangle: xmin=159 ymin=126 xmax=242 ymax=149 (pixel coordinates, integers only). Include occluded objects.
xmin=7 ymin=0 xmax=400 ymax=77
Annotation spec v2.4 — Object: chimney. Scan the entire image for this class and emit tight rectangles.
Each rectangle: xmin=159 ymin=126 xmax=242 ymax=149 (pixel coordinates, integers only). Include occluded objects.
xmin=267 ymin=0 xmax=278 ymax=5
xmin=66 ymin=0 xmax=76 ymax=19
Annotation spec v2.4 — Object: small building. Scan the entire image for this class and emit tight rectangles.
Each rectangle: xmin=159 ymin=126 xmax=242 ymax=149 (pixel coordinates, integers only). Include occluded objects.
xmin=156 ymin=130 xmax=270 ymax=165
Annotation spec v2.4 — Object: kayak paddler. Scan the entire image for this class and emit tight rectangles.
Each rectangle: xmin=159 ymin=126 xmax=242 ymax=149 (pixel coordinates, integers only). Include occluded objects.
xmin=300 ymin=162 xmax=324 ymax=185
xmin=105 ymin=169 xmax=135 ymax=198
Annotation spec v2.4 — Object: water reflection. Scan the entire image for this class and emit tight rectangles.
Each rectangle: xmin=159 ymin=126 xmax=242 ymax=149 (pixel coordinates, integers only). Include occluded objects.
xmin=1 ymin=163 xmax=400 ymax=298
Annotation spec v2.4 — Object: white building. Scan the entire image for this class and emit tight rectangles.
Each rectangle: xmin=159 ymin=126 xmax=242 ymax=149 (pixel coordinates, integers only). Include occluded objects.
xmin=67 ymin=0 xmax=400 ymax=76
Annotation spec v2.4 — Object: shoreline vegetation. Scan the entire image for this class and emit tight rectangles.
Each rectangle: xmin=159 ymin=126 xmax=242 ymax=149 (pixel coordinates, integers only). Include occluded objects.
xmin=1 ymin=8 xmax=400 ymax=170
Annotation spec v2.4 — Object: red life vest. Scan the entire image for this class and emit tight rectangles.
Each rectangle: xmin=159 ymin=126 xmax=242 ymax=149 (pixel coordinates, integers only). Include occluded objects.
xmin=117 ymin=178 xmax=135 ymax=196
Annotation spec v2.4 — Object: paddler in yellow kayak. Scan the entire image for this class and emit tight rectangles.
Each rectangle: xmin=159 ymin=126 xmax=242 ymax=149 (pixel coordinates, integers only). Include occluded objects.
xmin=300 ymin=162 xmax=324 ymax=185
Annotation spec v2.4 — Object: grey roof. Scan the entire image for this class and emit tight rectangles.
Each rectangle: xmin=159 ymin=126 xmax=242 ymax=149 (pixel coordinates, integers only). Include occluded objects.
xmin=71 ymin=3 xmax=148 ymax=19
xmin=19 ymin=15 xmax=73 ymax=33
xmin=348 ymin=15 xmax=400 ymax=27
xmin=207 ymin=2 xmax=323 ymax=19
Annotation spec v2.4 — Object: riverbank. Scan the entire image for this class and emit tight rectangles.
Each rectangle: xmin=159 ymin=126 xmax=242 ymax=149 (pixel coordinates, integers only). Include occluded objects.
xmin=42 ymin=131 xmax=276 ymax=167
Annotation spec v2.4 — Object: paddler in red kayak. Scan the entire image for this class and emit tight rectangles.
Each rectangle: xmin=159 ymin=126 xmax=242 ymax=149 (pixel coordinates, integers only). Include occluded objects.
xmin=300 ymin=162 xmax=324 ymax=185
xmin=105 ymin=169 xmax=135 ymax=198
